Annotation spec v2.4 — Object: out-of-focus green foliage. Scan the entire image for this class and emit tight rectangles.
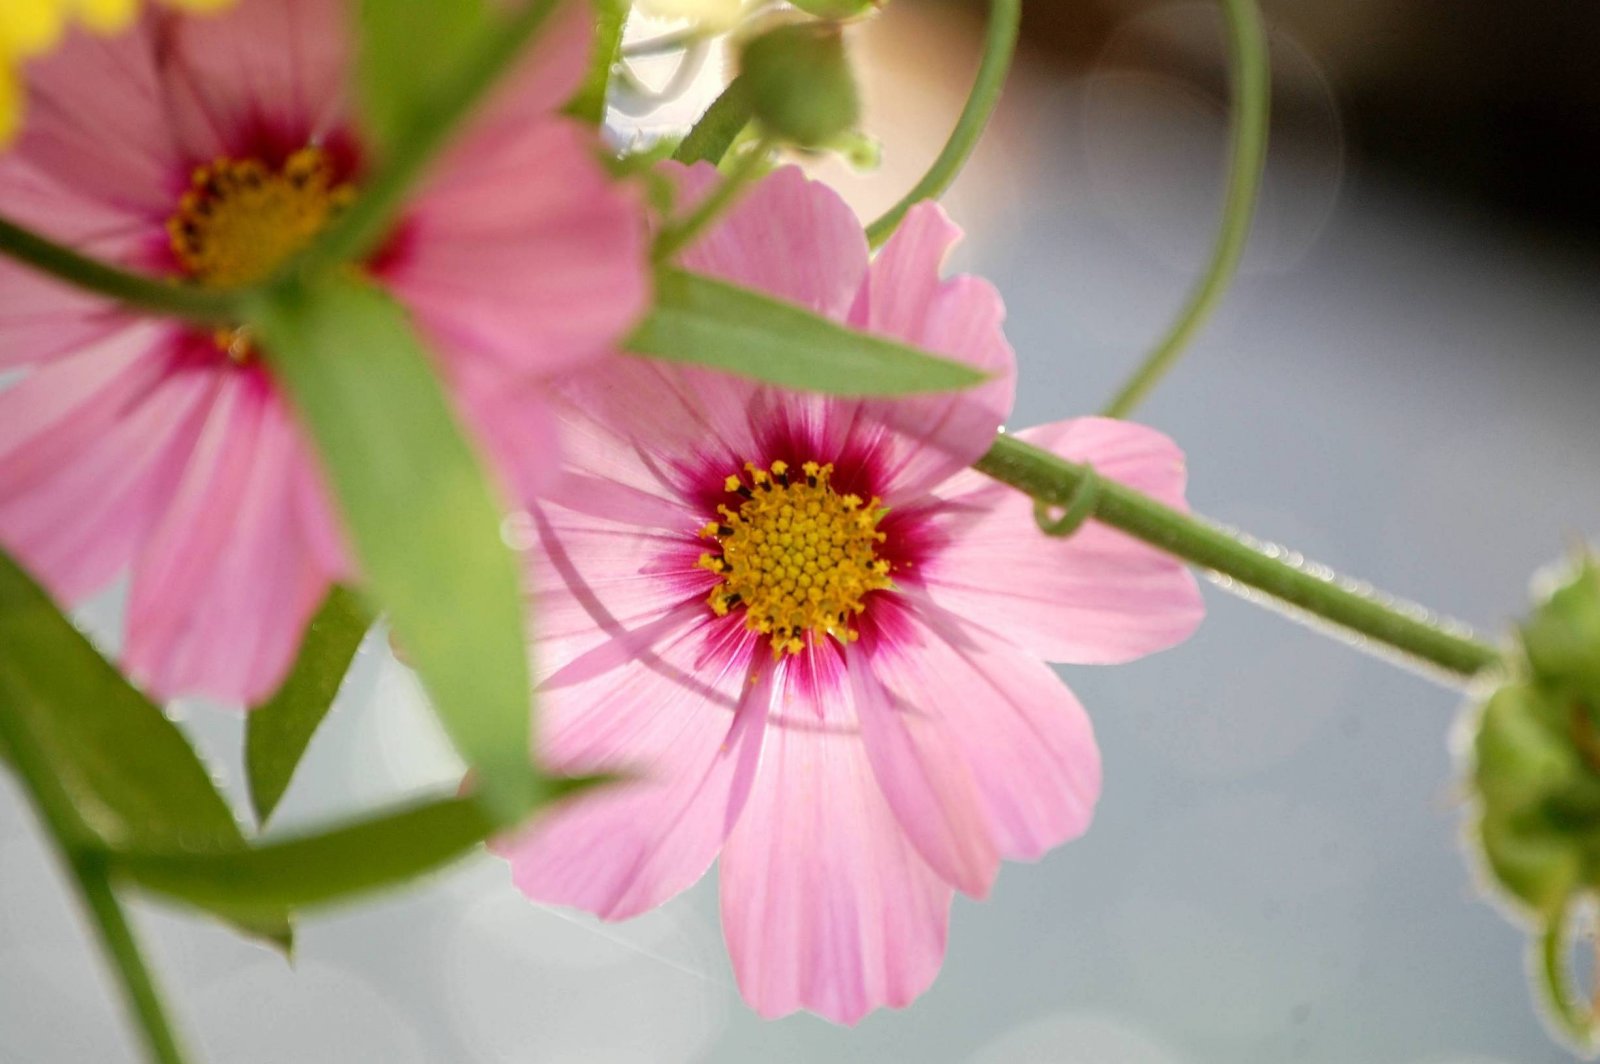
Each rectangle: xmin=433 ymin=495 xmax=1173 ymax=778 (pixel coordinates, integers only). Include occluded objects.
xmin=246 ymin=588 xmax=374 ymax=826
xmin=253 ymin=279 xmax=538 ymax=825
xmin=0 ymin=551 xmax=293 ymax=950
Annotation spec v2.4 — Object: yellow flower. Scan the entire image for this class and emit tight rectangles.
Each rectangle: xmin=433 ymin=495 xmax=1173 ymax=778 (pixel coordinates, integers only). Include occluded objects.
xmin=1 ymin=0 xmax=232 ymax=145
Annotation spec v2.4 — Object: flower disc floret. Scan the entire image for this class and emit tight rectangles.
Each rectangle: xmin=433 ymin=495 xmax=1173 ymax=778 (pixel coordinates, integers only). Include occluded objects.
xmin=698 ymin=460 xmax=891 ymax=656
xmin=167 ymin=147 xmax=353 ymax=290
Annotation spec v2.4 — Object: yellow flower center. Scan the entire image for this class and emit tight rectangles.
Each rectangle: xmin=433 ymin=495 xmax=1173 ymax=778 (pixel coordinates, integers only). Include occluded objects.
xmin=167 ymin=147 xmax=353 ymax=290
xmin=698 ymin=460 xmax=892 ymax=657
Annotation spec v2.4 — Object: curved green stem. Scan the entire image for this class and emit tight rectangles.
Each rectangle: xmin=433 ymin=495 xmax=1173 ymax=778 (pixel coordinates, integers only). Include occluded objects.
xmin=654 ymin=138 xmax=772 ymax=261
xmin=863 ymin=0 xmax=1020 ymax=248
xmin=1101 ymin=0 xmax=1271 ymax=418
xmin=673 ymin=74 xmax=753 ymax=166
xmin=974 ymin=433 xmax=1502 ymax=680
xmin=0 ymin=704 xmax=191 ymax=1064
xmin=0 ymin=213 xmax=240 ymax=325
xmin=293 ymin=0 xmax=563 ymax=273
xmin=1538 ymin=895 xmax=1597 ymax=1049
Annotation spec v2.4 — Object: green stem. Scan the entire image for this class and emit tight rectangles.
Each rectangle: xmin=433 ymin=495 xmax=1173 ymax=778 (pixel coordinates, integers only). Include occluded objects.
xmin=653 ymin=138 xmax=772 ymax=261
xmin=0 ymin=213 xmax=240 ymax=325
xmin=293 ymin=0 xmax=563 ymax=273
xmin=863 ymin=0 xmax=1020 ymax=249
xmin=1538 ymin=895 xmax=1596 ymax=1048
xmin=974 ymin=434 xmax=1502 ymax=679
xmin=1101 ymin=0 xmax=1271 ymax=418
xmin=565 ymin=0 xmax=630 ymax=126
xmin=0 ymin=706 xmax=191 ymax=1064
xmin=672 ymin=74 xmax=753 ymax=165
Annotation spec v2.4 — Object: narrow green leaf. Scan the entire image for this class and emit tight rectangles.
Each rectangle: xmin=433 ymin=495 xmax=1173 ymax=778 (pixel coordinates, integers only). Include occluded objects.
xmin=116 ymin=778 xmax=603 ymax=915
xmin=673 ymin=75 xmax=752 ymax=166
xmin=251 ymin=279 xmax=536 ymax=823
xmin=627 ymin=268 xmax=988 ymax=395
xmin=246 ymin=587 xmax=374 ymax=827
xmin=0 ymin=552 xmax=293 ymax=948
xmin=357 ymin=0 xmax=491 ymax=150
xmin=564 ymin=0 xmax=628 ymax=125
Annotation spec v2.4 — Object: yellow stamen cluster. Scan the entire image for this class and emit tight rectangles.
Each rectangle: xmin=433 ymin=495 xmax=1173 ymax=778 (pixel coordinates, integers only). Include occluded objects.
xmin=167 ymin=147 xmax=353 ymax=290
xmin=698 ymin=460 xmax=892 ymax=657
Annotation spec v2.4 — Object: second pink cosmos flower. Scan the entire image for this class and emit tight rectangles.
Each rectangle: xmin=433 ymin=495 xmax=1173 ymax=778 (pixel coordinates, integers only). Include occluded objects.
xmin=0 ymin=0 xmax=647 ymax=703
xmin=496 ymin=164 xmax=1206 ymax=1024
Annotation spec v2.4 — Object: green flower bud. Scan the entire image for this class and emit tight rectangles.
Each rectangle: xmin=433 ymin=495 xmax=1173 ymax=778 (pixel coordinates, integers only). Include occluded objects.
xmin=789 ymin=0 xmax=881 ymax=19
xmin=1464 ymin=552 xmax=1600 ymax=1048
xmin=1523 ymin=553 xmax=1600 ymax=704
xmin=738 ymin=22 xmax=860 ymax=149
xmin=1472 ymin=684 xmax=1592 ymax=915
xmin=1479 ymin=809 xmax=1583 ymax=917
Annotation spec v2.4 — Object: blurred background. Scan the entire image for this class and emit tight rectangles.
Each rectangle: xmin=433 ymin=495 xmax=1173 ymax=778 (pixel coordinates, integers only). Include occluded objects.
xmin=5 ymin=1 xmax=1600 ymax=1061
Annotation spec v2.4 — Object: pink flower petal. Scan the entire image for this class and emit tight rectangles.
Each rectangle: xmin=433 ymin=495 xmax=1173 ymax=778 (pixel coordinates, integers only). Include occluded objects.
xmin=528 ymin=501 xmax=715 ymax=671
xmin=671 ymin=163 xmax=870 ymax=320
xmin=921 ymin=417 xmax=1204 ymax=664
xmin=496 ymin=609 xmax=765 ymax=919
xmin=0 ymin=158 xmax=162 ymax=367
xmin=0 ymin=327 xmax=211 ymax=601
xmin=124 ymin=376 xmax=331 ymax=704
xmin=160 ymin=0 xmax=349 ymax=162
xmin=549 ymin=355 xmax=765 ymax=500
xmin=720 ymin=648 xmax=954 ymax=1024
xmin=471 ymin=0 xmax=595 ymax=136
xmin=12 ymin=15 xmax=181 ymax=215
xmin=459 ymin=378 xmax=564 ymax=507
xmin=384 ymin=120 xmax=648 ymax=383
xmin=846 ymin=633 xmax=1000 ymax=898
xmin=878 ymin=597 xmax=1102 ymax=861
xmin=844 ymin=202 xmax=1016 ymax=501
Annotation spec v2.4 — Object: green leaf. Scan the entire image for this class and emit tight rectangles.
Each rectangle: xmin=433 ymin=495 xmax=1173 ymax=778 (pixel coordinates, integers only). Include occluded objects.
xmin=358 ymin=0 xmax=491 ymax=150
xmin=0 ymin=551 xmax=293 ymax=948
xmin=627 ymin=268 xmax=988 ymax=395
xmin=116 ymin=779 xmax=601 ymax=916
xmin=246 ymin=587 xmax=374 ymax=827
xmin=251 ymin=279 xmax=537 ymax=823
xmin=564 ymin=0 xmax=628 ymax=126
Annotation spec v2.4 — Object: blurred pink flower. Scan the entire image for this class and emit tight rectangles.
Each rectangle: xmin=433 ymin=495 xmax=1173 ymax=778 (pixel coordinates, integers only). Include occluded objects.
xmin=0 ymin=0 xmax=647 ymax=702
xmin=495 ymin=164 xmax=1204 ymax=1024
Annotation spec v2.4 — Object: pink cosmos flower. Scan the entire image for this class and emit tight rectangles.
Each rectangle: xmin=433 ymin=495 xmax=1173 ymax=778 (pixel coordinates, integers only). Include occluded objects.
xmin=0 ymin=0 xmax=647 ymax=702
xmin=495 ymin=164 xmax=1205 ymax=1023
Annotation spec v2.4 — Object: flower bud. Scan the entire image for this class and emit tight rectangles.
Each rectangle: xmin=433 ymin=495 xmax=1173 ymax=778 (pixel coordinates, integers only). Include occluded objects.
xmin=1523 ymin=554 xmax=1600 ymax=706
xmin=789 ymin=0 xmax=881 ymax=20
xmin=1462 ymin=551 xmax=1600 ymax=1047
xmin=1471 ymin=683 xmax=1591 ymax=916
xmin=738 ymin=21 xmax=860 ymax=149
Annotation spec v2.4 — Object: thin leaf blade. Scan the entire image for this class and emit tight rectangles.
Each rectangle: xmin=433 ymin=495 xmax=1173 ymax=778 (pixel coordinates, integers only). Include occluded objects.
xmin=252 ymin=279 xmax=537 ymax=824
xmin=627 ymin=268 xmax=987 ymax=395
xmin=564 ymin=0 xmax=628 ymax=125
xmin=0 ymin=551 xmax=294 ymax=948
xmin=246 ymin=587 xmax=374 ymax=826
xmin=116 ymin=777 xmax=603 ymax=916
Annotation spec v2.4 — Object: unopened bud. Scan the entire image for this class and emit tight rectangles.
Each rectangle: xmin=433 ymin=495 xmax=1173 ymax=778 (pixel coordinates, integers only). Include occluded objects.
xmin=739 ymin=22 xmax=860 ymax=149
xmin=1462 ymin=549 xmax=1600 ymax=1046
xmin=1523 ymin=553 xmax=1600 ymax=705
xmin=789 ymin=0 xmax=882 ymax=20
xmin=1471 ymin=683 xmax=1591 ymax=916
